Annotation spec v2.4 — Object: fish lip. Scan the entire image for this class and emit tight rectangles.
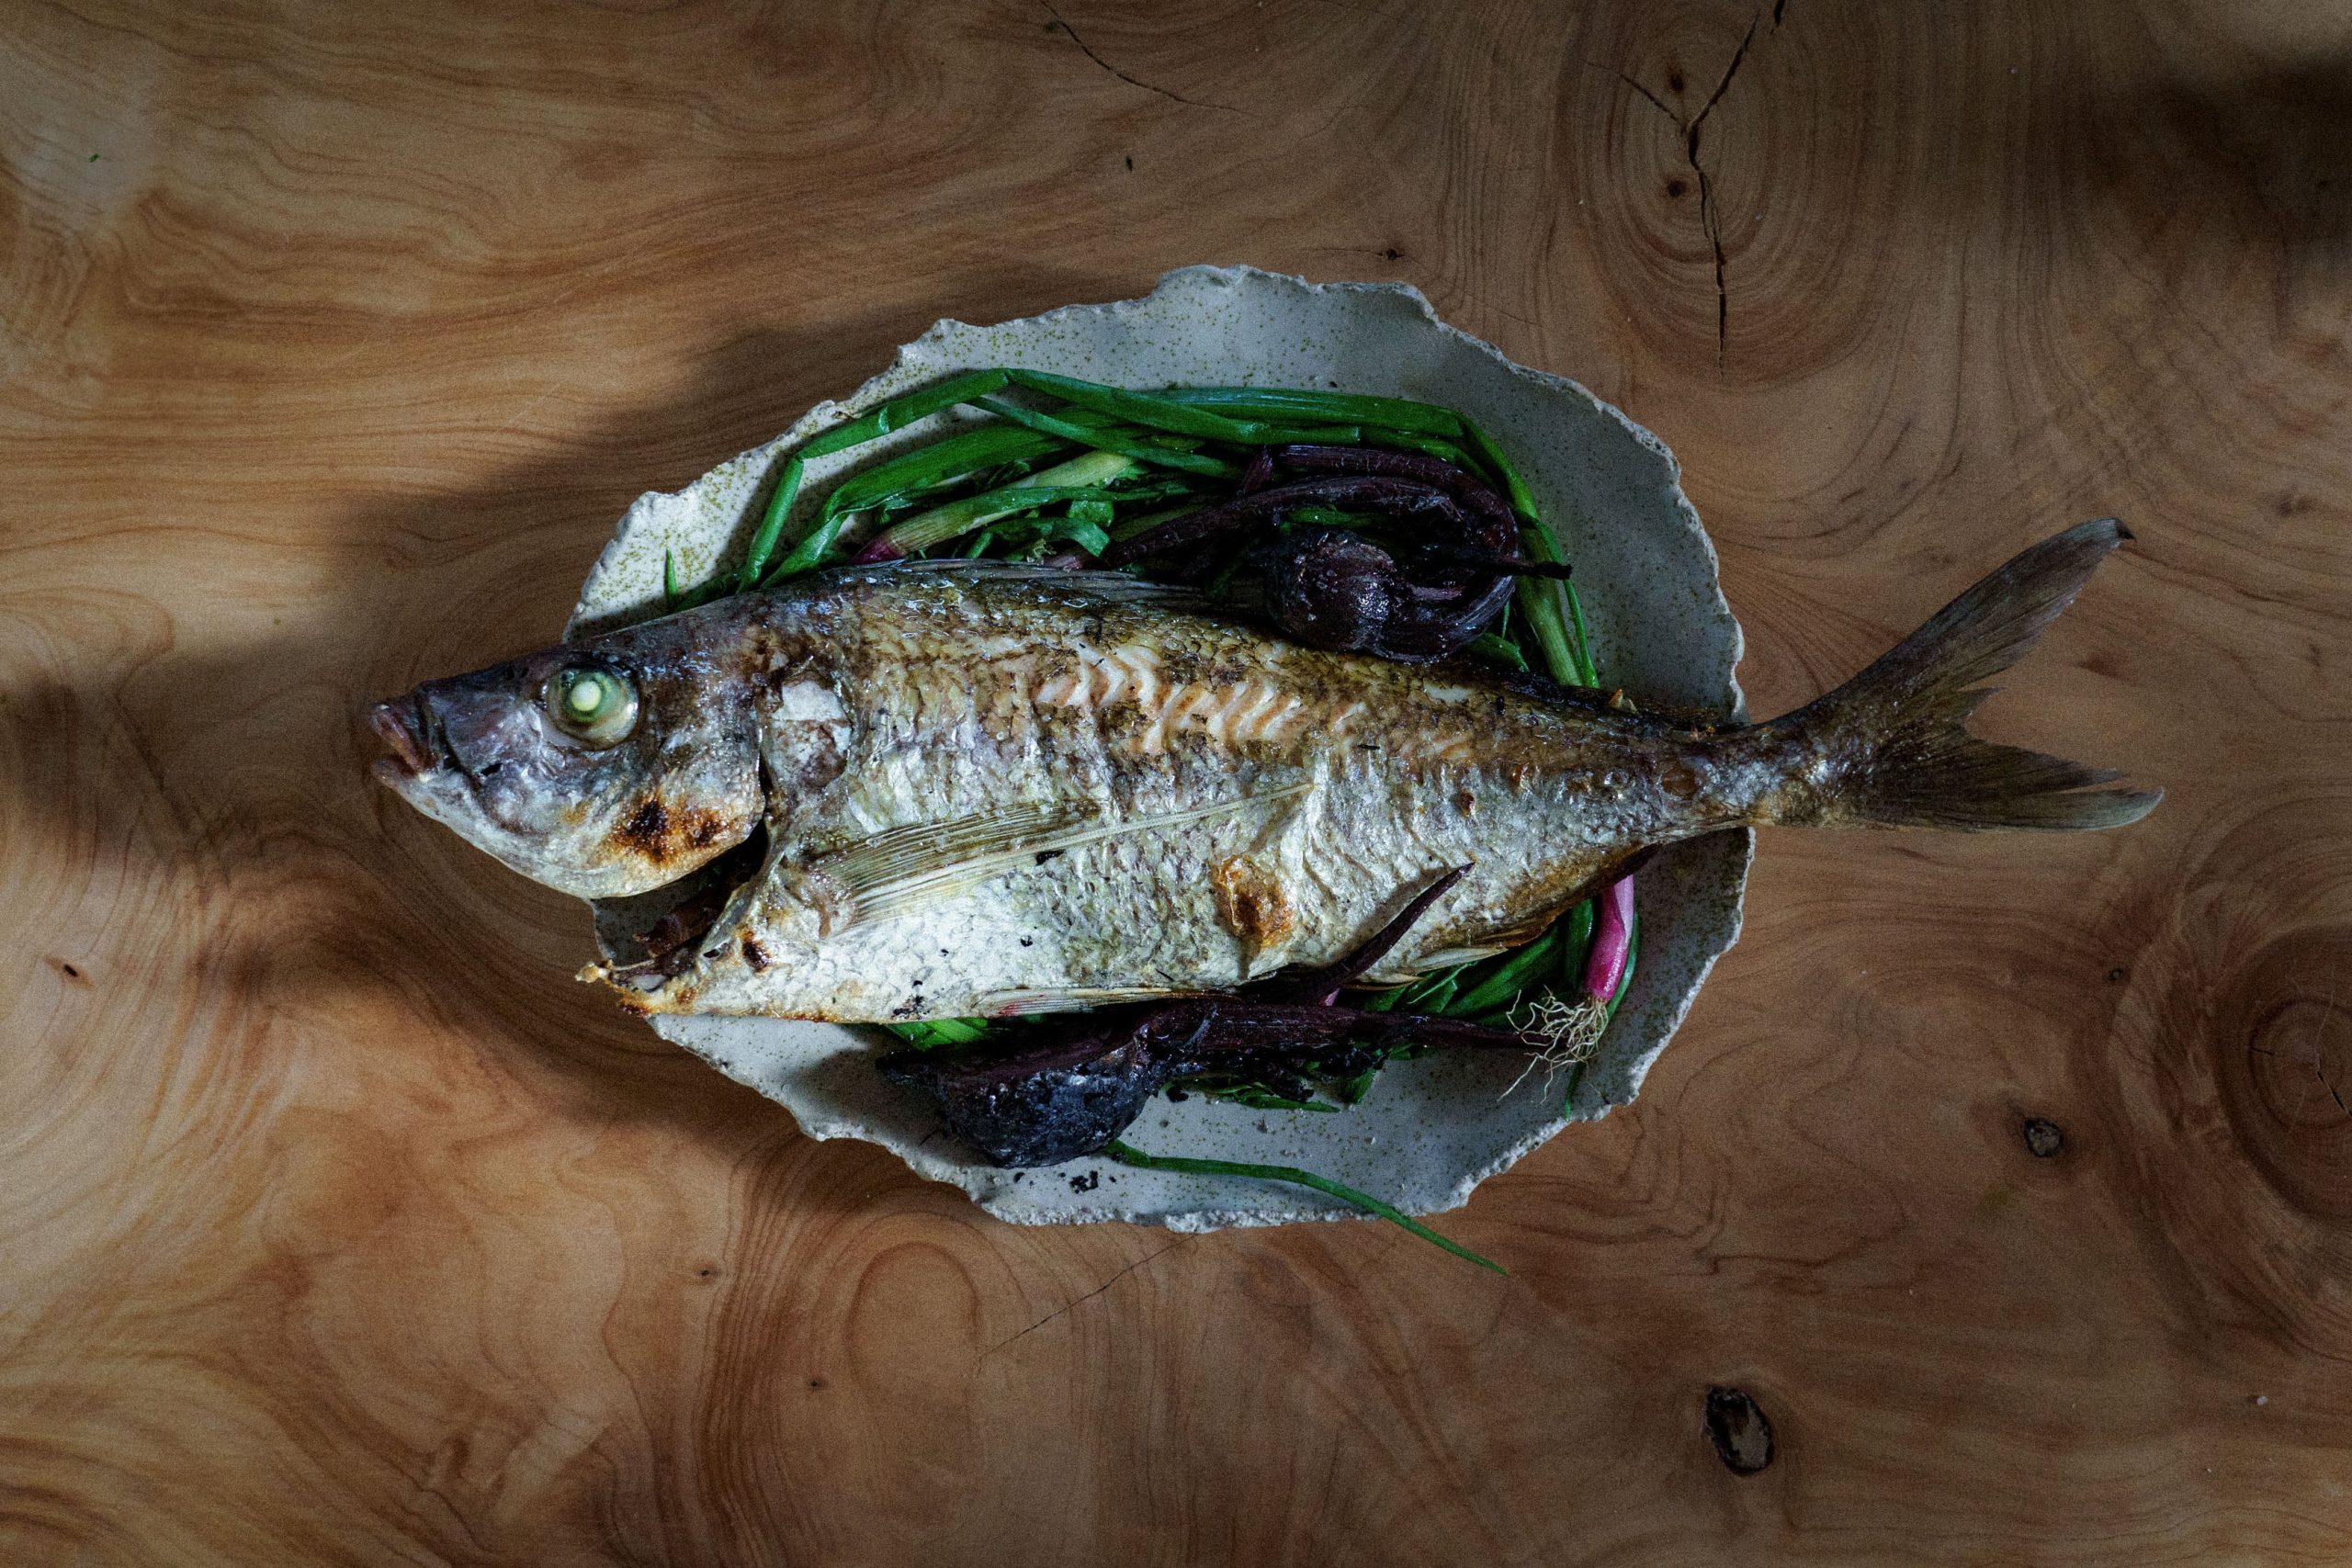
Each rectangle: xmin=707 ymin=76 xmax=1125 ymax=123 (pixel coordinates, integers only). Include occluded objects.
xmin=368 ymin=695 xmax=436 ymax=778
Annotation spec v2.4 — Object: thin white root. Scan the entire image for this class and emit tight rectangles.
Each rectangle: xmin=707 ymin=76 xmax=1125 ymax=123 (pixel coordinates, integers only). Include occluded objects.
xmin=1499 ymin=993 xmax=1609 ymax=1100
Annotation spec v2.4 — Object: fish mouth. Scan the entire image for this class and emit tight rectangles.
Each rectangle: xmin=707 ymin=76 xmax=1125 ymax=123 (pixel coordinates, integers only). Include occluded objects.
xmin=368 ymin=695 xmax=440 ymax=783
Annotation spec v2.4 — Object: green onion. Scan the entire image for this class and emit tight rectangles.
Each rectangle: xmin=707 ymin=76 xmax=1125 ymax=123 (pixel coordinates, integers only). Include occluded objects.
xmin=970 ymin=396 xmax=1238 ymax=478
xmin=820 ymin=423 xmax=1069 ymax=521
xmin=735 ymin=455 xmax=806 ymax=591
xmin=1451 ymin=923 xmax=1565 ymax=1017
xmin=1199 ymin=1085 xmax=1339 ymax=1113
xmin=1394 ymin=963 xmax=1467 ymax=1014
xmin=1246 ymin=423 xmax=1365 ymax=446
xmin=1104 ymin=1140 xmax=1505 ymax=1274
xmin=801 ymin=369 xmax=1011 ymax=458
xmin=1005 ymin=369 xmax=1273 ymax=443
xmin=885 ymin=1018 xmax=994 ymax=1048
xmin=1453 ymin=416 xmax=1592 ymax=687
xmin=1458 ymin=418 xmax=1542 ymax=523
xmin=1158 ymin=386 xmax=1464 ymax=437
xmin=760 ymin=426 xmax=1073 ymax=584
xmin=1557 ymin=898 xmax=1599 ymax=987
xmin=862 ymin=451 xmax=1137 ymax=560
xmin=1464 ymin=633 xmax=1527 ymax=671
xmin=663 ymin=548 xmax=682 ymax=610
xmin=1362 ymin=429 xmax=1481 ymax=468
xmin=1561 ymin=577 xmax=1600 ymax=688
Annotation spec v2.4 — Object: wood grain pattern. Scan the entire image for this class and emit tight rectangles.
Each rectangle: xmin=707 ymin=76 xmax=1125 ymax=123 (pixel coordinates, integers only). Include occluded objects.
xmin=5 ymin=2 xmax=2348 ymax=1562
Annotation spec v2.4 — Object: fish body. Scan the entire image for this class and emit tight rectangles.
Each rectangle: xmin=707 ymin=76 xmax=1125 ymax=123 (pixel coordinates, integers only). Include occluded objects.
xmin=371 ymin=525 xmax=2157 ymax=1022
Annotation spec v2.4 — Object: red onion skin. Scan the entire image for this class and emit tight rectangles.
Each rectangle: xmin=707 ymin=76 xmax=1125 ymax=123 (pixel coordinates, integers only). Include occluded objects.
xmin=1582 ymin=875 xmax=1635 ymax=1003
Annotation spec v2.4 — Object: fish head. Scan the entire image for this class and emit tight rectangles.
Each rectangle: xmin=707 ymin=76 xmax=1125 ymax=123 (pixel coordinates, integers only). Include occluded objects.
xmin=368 ymin=615 xmax=765 ymax=899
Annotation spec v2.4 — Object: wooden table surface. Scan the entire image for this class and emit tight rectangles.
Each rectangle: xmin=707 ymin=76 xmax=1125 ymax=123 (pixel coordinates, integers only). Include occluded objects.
xmin=6 ymin=2 xmax=2348 ymax=1562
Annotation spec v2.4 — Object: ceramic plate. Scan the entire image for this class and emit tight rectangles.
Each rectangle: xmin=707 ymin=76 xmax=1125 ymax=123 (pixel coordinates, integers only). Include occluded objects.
xmin=570 ymin=265 xmax=1750 ymax=1231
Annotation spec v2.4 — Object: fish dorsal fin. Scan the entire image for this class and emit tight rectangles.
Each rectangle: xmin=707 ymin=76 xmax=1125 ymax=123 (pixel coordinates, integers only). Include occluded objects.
xmin=815 ymin=781 xmax=1312 ymax=926
xmin=853 ymin=559 xmax=1209 ymax=611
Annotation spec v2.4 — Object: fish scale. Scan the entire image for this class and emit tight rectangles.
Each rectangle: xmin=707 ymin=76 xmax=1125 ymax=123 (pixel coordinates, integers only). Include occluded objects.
xmin=656 ymin=570 xmax=1727 ymax=1021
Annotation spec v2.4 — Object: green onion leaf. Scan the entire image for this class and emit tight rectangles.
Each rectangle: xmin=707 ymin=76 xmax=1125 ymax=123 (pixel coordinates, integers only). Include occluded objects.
xmin=971 ymin=395 xmax=1238 ymax=478
xmin=1450 ymin=924 xmax=1565 ymax=1017
xmin=884 ymin=1017 xmax=995 ymax=1048
xmin=1005 ymin=369 xmax=1273 ymax=443
xmin=862 ymin=451 xmax=1137 ymax=560
xmin=801 ymin=369 xmax=1011 ymax=458
xmin=1464 ymin=633 xmax=1528 ymax=671
xmin=1104 ymin=1141 xmax=1505 ymax=1273
xmin=1157 ymin=386 xmax=1464 ymax=437
xmin=818 ymin=424 xmax=1069 ymax=524
xmin=735 ymin=455 xmax=806 ymax=591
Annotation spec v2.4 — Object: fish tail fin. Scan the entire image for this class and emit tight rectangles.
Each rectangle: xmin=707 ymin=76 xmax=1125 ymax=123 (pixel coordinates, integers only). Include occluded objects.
xmin=1766 ymin=519 xmax=2160 ymax=832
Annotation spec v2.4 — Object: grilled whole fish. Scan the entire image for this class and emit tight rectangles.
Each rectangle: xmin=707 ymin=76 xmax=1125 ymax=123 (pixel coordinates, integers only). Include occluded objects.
xmin=369 ymin=521 xmax=2157 ymax=1021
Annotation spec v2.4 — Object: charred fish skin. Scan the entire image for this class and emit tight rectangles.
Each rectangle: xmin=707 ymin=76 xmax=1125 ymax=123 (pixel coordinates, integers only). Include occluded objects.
xmin=369 ymin=524 xmax=2157 ymax=1024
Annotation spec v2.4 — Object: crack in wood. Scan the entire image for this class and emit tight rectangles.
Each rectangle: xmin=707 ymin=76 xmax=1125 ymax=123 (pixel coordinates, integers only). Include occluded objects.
xmin=982 ymin=1237 xmax=1191 ymax=1358
xmin=1041 ymin=4 xmax=1245 ymax=116
xmin=1607 ymin=12 xmax=1763 ymax=369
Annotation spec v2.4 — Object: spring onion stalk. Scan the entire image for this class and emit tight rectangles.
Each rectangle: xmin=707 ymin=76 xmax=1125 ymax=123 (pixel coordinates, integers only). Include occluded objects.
xmin=1451 ymin=416 xmax=1594 ymax=687
xmin=857 ymin=451 xmax=1137 ymax=561
xmin=1561 ymin=580 xmax=1600 ymax=688
xmin=820 ymin=423 xmax=1069 ymax=520
xmin=1157 ymin=386 xmax=1465 ymax=437
xmin=1452 ymin=923 xmax=1566 ymax=1018
xmin=801 ymin=370 xmax=1013 ymax=458
xmin=759 ymin=426 xmax=1073 ymax=585
xmin=1240 ymin=423 xmax=1367 ymax=446
xmin=885 ymin=1017 xmax=994 ymax=1048
xmin=1556 ymin=898 xmax=1599 ymax=987
xmin=969 ymin=396 xmax=1238 ymax=478
xmin=1361 ymin=430 xmax=1481 ymax=468
xmin=663 ymin=548 xmax=682 ymax=610
xmin=1103 ymin=1141 xmax=1505 ymax=1274
xmin=1464 ymin=633 xmax=1528 ymax=671
xmin=1005 ymin=369 xmax=1276 ymax=444
xmin=1457 ymin=418 xmax=1542 ymax=523
xmin=735 ymin=455 xmax=806 ymax=591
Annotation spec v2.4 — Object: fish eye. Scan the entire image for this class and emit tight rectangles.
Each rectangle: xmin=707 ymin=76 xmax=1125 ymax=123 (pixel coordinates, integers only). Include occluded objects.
xmin=546 ymin=664 xmax=639 ymax=747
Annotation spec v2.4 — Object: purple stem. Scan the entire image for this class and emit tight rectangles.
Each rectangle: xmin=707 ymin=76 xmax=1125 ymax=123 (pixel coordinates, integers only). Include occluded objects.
xmin=1100 ymin=475 xmax=1468 ymax=568
xmin=1274 ymin=445 xmax=1514 ymax=528
xmin=1238 ymin=447 xmax=1275 ymax=497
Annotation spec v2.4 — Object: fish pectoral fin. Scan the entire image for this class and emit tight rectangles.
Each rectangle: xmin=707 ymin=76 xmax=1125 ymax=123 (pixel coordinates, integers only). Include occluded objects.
xmin=975 ymin=986 xmax=1201 ymax=1016
xmin=1364 ymin=943 xmax=1514 ymax=985
xmin=818 ymin=782 xmax=1314 ymax=927
xmin=815 ymin=799 xmax=1102 ymax=924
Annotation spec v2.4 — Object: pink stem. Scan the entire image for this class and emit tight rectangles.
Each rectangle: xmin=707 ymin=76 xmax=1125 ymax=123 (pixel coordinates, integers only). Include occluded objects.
xmin=1581 ymin=875 xmax=1635 ymax=1004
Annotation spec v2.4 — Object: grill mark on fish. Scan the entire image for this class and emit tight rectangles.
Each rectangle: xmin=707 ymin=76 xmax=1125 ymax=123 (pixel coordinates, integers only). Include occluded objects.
xmin=611 ymin=794 xmax=733 ymax=866
xmin=616 ymin=797 xmax=671 ymax=853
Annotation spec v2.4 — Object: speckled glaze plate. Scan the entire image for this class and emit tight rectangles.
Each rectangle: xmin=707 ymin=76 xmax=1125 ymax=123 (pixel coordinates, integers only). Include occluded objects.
xmin=570 ymin=265 xmax=1750 ymax=1231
